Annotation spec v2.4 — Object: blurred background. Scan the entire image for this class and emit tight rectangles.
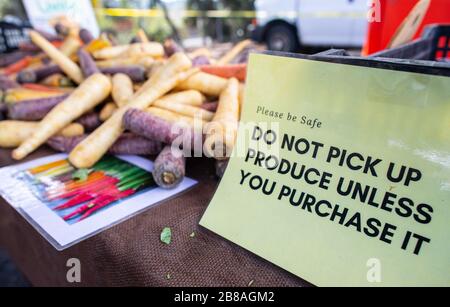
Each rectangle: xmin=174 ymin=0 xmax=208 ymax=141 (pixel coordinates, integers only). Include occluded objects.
xmin=0 ymin=0 xmax=370 ymax=54
xmin=1 ymin=0 xmax=449 ymax=55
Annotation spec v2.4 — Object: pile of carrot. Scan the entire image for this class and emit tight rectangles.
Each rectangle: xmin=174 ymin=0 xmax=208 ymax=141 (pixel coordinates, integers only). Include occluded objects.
xmin=0 ymin=23 xmax=258 ymax=189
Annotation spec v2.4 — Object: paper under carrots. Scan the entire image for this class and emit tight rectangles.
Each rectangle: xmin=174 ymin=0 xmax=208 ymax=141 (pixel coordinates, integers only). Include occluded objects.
xmin=29 ymin=30 xmax=84 ymax=84
xmin=204 ymin=78 xmax=240 ymax=160
xmin=12 ymin=73 xmax=111 ymax=160
xmin=68 ymin=53 xmax=194 ymax=169
xmin=112 ymin=73 xmax=134 ymax=107
xmin=0 ymin=121 xmax=84 ymax=148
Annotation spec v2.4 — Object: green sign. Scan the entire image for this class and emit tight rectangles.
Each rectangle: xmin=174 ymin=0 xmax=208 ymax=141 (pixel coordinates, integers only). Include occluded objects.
xmin=200 ymin=53 xmax=450 ymax=286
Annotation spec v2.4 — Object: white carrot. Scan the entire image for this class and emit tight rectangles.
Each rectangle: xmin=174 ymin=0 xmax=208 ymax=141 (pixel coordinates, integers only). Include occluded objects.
xmin=12 ymin=73 xmax=111 ymax=160
xmin=92 ymin=45 xmax=129 ymax=59
xmin=99 ymin=102 xmax=118 ymax=121
xmin=96 ymin=56 xmax=154 ymax=69
xmin=0 ymin=121 xmax=84 ymax=148
xmin=112 ymin=73 xmax=134 ymax=107
xmin=29 ymin=31 xmax=84 ymax=84
xmin=145 ymin=107 xmax=207 ymax=128
xmin=153 ymin=100 xmax=214 ymax=121
xmin=203 ymin=78 xmax=240 ymax=160
xmin=156 ymin=90 xmax=205 ymax=107
xmin=176 ymin=72 xmax=228 ymax=97
xmin=59 ymin=35 xmax=82 ymax=57
xmin=122 ymin=42 xmax=164 ymax=58
xmin=137 ymin=29 xmax=149 ymax=43
xmin=137 ymin=53 xmax=191 ymax=96
xmin=93 ymin=42 xmax=164 ymax=60
xmin=68 ymin=54 xmax=195 ymax=169
xmin=217 ymin=39 xmax=252 ymax=65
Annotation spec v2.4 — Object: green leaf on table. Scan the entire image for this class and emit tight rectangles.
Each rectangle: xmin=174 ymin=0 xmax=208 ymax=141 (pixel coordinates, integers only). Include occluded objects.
xmin=161 ymin=227 xmax=172 ymax=245
xmin=72 ymin=169 xmax=89 ymax=181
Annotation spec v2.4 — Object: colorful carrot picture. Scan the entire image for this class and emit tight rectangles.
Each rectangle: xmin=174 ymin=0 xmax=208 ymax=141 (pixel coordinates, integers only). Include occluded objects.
xmin=16 ymin=156 xmax=156 ymax=224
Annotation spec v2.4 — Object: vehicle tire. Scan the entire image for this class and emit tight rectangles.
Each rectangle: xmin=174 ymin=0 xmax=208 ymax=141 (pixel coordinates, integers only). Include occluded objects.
xmin=265 ymin=24 xmax=299 ymax=52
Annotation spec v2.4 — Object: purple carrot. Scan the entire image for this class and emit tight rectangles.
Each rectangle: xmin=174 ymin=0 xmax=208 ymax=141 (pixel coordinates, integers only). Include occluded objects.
xmin=7 ymin=94 xmax=69 ymax=121
xmin=76 ymin=112 xmax=102 ymax=132
xmin=108 ymin=133 xmax=163 ymax=155
xmin=0 ymin=74 xmax=20 ymax=90
xmin=164 ymin=39 xmax=183 ymax=57
xmin=200 ymin=102 xmax=218 ymax=112
xmin=16 ymin=64 xmax=62 ymax=84
xmin=54 ymin=23 xmax=70 ymax=37
xmin=0 ymin=51 xmax=34 ymax=68
xmin=123 ymin=108 xmax=202 ymax=147
xmin=192 ymin=55 xmax=210 ymax=67
xmin=47 ymin=133 xmax=163 ymax=156
xmin=78 ymin=48 xmax=100 ymax=78
xmin=100 ymin=66 xmax=146 ymax=82
xmin=152 ymin=146 xmax=185 ymax=189
xmin=79 ymin=28 xmax=95 ymax=44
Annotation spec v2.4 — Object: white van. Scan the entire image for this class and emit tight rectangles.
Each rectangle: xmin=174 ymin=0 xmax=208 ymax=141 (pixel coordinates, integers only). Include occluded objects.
xmin=252 ymin=0 xmax=369 ymax=51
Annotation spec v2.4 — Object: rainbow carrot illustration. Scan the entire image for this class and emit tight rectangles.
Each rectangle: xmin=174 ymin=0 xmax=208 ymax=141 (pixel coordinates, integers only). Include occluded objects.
xmin=21 ymin=156 xmax=156 ymax=223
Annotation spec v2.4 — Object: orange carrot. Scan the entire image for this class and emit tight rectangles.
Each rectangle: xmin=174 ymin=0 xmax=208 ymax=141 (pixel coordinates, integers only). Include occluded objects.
xmin=22 ymin=83 xmax=67 ymax=93
xmin=51 ymin=41 xmax=64 ymax=49
xmin=4 ymin=56 xmax=33 ymax=75
xmin=200 ymin=64 xmax=247 ymax=82
xmin=29 ymin=159 xmax=69 ymax=175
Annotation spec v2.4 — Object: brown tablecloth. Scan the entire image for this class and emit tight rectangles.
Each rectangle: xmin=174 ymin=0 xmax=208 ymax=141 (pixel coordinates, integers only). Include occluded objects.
xmin=0 ymin=147 xmax=309 ymax=287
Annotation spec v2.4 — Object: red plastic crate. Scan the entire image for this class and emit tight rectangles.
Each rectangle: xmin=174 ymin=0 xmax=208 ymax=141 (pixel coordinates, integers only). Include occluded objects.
xmin=363 ymin=0 xmax=450 ymax=55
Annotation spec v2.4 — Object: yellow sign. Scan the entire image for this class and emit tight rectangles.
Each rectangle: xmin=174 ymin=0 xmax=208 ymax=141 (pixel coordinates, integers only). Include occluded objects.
xmin=200 ymin=53 xmax=450 ymax=287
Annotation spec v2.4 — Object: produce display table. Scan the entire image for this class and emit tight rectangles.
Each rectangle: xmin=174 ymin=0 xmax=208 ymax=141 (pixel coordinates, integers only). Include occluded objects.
xmin=0 ymin=148 xmax=308 ymax=287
